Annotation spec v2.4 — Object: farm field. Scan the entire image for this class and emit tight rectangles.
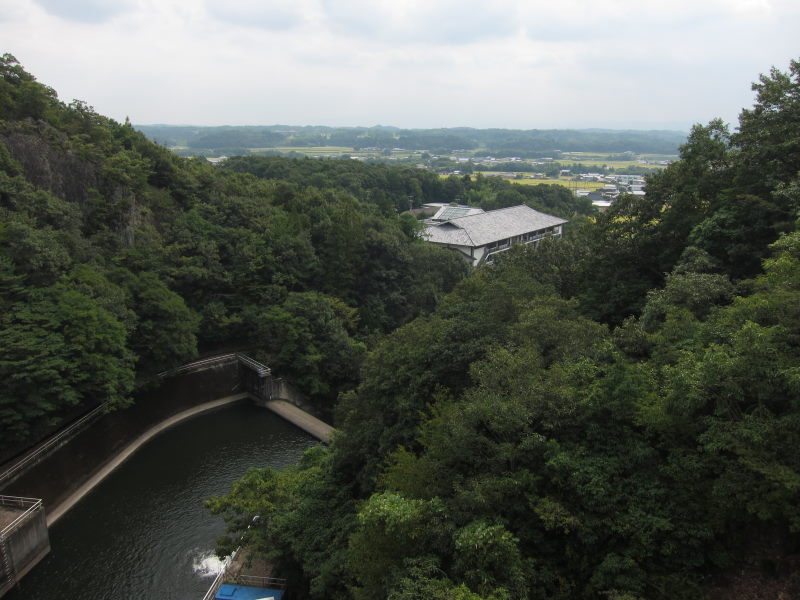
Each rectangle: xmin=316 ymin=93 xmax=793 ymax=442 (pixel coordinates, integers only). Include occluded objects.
xmin=550 ymin=159 xmax=665 ymax=170
xmin=559 ymin=160 xmax=665 ymax=169
xmin=261 ymin=146 xmax=354 ymax=155
xmin=470 ymin=172 xmax=608 ymax=191
xmin=261 ymin=146 xmax=420 ymax=159
xmin=558 ymin=153 xmax=676 ymax=169
xmin=513 ymin=179 xmax=606 ymax=191
xmin=561 ymin=151 xmax=676 ymax=161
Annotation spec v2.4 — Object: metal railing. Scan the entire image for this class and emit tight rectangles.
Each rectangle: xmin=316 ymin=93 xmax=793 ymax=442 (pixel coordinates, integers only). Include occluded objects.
xmin=236 ymin=354 xmax=271 ymax=377
xmin=233 ymin=574 xmax=287 ymax=589
xmin=0 ymin=496 xmax=43 ymax=537
xmin=525 ymin=232 xmax=546 ymax=242
xmin=200 ymin=515 xmax=285 ymax=600
xmin=201 ymin=558 xmax=287 ymax=600
xmin=486 ymin=240 xmax=512 ymax=252
xmin=0 ymin=537 xmax=13 ymax=589
xmin=156 ymin=354 xmax=238 ymax=379
xmin=201 ymin=553 xmax=234 ymax=600
xmin=1 ymin=352 xmax=264 ymax=489
xmin=0 ymin=496 xmax=44 ymax=590
xmin=0 ymin=405 xmax=107 ymax=487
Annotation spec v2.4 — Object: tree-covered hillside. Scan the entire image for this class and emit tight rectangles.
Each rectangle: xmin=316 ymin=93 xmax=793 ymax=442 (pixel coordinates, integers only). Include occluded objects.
xmin=220 ymin=155 xmax=592 ymax=217
xmin=3 ymin=48 xmax=800 ymax=599
xmin=1 ymin=53 xmax=591 ymax=453
xmin=208 ymin=60 xmax=800 ymax=599
xmin=137 ymin=124 xmax=686 ymax=158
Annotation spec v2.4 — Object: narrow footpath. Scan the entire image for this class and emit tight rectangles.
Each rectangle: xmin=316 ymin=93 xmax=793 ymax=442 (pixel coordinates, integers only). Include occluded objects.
xmin=264 ymin=400 xmax=335 ymax=443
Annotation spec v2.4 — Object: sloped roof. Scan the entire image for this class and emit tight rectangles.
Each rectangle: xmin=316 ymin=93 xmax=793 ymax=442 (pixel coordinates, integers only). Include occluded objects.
xmin=423 ymin=221 xmax=475 ymax=246
xmin=431 ymin=205 xmax=485 ymax=221
xmin=422 ymin=205 xmax=567 ymax=247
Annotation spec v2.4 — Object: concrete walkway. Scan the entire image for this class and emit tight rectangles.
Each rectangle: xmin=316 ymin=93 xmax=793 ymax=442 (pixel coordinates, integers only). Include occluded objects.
xmin=46 ymin=393 xmax=249 ymax=526
xmin=264 ymin=400 xmax=335 ymax=443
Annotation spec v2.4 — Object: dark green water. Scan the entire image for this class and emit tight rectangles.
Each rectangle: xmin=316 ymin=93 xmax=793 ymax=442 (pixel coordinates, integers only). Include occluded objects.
xmin=7 ymin=404 xmax=317 ymax=600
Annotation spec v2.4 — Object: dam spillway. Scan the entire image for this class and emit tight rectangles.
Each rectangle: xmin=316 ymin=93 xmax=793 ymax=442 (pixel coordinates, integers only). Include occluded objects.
xmin=3 ymin=403 xmax=316 ymax=600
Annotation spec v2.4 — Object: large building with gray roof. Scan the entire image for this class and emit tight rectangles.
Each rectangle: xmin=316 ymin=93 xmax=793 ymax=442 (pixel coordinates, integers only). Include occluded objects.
xmin=422 ymin=204 xmax=567 ymax=267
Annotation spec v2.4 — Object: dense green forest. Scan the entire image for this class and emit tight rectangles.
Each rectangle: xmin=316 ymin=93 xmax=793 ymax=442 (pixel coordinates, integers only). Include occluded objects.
xmin=136 ymin=124 xmax=686 ymax=158
xmin=220 ymin=155 xmax=592 ymax=216
xmin=206 ymin=59 xmax=800 ymax=599
xmin=0 ymin=53 xmax=589 ymax=455
xmin=3 ymin=50 xmax=800 ymax=599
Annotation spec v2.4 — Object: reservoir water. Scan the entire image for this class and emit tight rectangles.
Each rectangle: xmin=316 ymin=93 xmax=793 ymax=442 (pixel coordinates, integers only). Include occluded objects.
xmin=5 ymin=403 xmax=317 ymax=600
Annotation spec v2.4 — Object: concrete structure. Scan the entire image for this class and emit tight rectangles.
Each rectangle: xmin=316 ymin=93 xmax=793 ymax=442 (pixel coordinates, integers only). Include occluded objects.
xmin=0 ymin=496 xmax=49 ymax=597
xmin=238 ymin=355 xmax=334 ymax=443
xmin=592 ymin=199 xmax=613 ymax=212
xmin=9 ymin=353 xmax=334 ymax=533
xmin=202 ymin=527 xmax=287 ymax=600
xmin=422 ymin=204 xmax=567 ymax=266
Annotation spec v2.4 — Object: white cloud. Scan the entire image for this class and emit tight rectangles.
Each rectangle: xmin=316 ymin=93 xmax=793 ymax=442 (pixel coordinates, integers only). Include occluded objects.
xmin=725 ymin=0 xmax=773 ymax=15
xmin=205 ymin=0 xmax=317 ymax=31
xmin=31 ymin=0 xmax=136 ymax=23
xmin=0 ymin=0 xmax=797 ymax=129
xmin=319 ymin=0 xmax=519 ymax=44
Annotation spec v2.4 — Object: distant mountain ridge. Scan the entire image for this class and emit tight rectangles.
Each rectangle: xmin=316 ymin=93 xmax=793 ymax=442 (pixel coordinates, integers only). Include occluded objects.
xmin=135 ymin=124 xmax=687 ymax=156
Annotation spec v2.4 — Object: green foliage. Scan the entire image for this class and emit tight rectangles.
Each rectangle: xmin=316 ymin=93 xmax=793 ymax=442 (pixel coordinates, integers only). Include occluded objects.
xmin=210 ymin=59 xmax=800 ymax=600
xmin=734 ymin=59 xmax=800 ymax=194
xmin=0 ymin=57 xmax=468 ymax=450
xmin=349 ymin=492 xmax=451 ymax=600
xmin=119 ymin=271 xmax=200 ymax=374
xmin=452 ymin=521 xmax=526 ymax=598
xmin=222 ymin=155 xmax=590 ymax=219
xmin=207 ymin=447 xmax=358 ymax=599
xmin=247 ymin=291 xmax=365 ymax=400
xmin=0 ymin=53 xmax=59 ymax=122
xmin=580 ymin=71 xmax=799 ymax=324
xmin=0 ymin=285 xmax=134 ymax=439
xmin=7 ymin=53 xmax=800 ymax=600
xmin=139 ymin=123 xmax=685 ymax=157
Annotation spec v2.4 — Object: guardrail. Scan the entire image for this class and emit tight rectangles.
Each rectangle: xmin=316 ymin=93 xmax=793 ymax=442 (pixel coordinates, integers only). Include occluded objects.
xmin=156 ymin=354 xmax=238 ymax=379
xmin=1 ymin=353 xmax=255 ymax=490
xmin=235 ymin=354 xmax=271 ymax=377
xmin=0 ymin=496 xmax=43 ymax=537
xmin=233 ymin=574 xmax=287 ymax=589
xmin=0 ymin=404 xmax=107 ymax=488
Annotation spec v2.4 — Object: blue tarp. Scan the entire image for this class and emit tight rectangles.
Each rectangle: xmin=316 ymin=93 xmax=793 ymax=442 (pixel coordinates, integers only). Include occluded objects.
xmin=215 ymin=583 xmax=284 ymax=600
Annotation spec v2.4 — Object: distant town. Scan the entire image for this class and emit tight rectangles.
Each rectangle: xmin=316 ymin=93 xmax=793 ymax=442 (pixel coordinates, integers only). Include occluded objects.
xmin=140 ymin=124 xmax=679 ymax=212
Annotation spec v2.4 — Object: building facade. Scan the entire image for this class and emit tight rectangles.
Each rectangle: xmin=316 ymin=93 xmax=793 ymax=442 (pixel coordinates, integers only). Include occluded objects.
xmin=422 ymin=204 xmax=567 ymax=267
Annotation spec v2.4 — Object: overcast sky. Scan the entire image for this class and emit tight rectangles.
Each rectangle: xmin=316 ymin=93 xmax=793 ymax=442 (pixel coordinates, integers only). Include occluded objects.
xmin=1 ymin=0 xmax=797 ymax=131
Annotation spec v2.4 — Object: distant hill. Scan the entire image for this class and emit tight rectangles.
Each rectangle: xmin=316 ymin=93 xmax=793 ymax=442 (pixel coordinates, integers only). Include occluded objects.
xmin=135 ymin=124 xmax=687 ymax=156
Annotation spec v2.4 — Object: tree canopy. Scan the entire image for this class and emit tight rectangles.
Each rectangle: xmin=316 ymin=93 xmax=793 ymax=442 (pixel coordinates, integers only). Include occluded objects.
xmin=4 ymin=51 xmax=800 ymax=599
xmin=208 ymin=58 xmax=800 ymax=600
xmin=0 ymin=55 xmax=476 ymax=445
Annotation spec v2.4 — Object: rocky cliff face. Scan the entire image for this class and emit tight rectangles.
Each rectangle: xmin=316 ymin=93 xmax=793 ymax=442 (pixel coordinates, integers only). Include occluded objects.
xmin=1 ymin=120 xmax=100 ymax=208
xmin=0 ymin=119 xmax=156 ymax=249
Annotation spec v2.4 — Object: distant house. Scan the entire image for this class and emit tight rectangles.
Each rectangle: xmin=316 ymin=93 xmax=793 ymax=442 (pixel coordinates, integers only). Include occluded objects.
xmin=592 ymin=199 xmax=613 ymax=212
xmin=422 ymin=205 xmax=567 ymax=266
xmin=599 ymin=184 xmax=620 ymax=199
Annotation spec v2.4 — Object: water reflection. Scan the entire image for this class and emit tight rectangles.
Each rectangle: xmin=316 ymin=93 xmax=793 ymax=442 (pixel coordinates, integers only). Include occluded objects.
xmin=7 ymin=404 xmax=316 ymax=600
